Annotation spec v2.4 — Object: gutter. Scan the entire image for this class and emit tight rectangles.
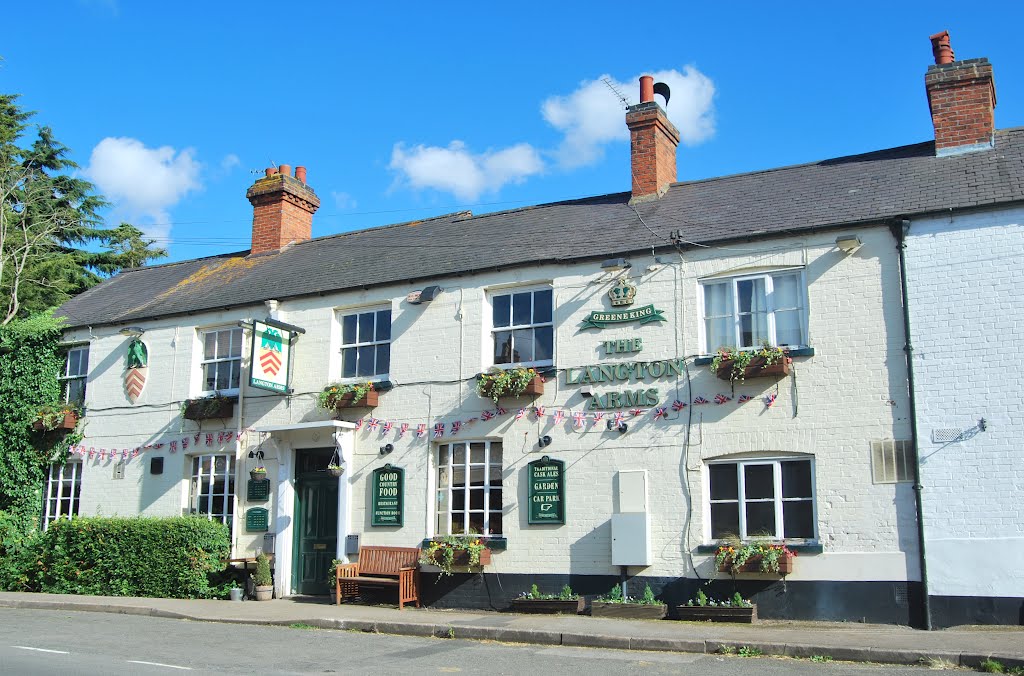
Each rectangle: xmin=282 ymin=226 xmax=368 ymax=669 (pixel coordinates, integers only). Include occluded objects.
xmin=888 ymin=217 xmax=932 ymax=630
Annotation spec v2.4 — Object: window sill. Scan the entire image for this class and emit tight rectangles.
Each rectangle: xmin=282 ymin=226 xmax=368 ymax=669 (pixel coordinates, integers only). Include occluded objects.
xmin=693 ymin=346 xmax=815 ymax=366
xmin=334 ymin=379 xmax=393 ymax=391
xmin=422 ymin=536 xmax=507 ymax=551
xmin=695 ymin=543 xmax=823 ymax=555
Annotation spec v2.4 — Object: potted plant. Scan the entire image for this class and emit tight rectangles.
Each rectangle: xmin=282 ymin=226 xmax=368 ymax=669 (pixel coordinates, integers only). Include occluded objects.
xmin=420 ymin=535 xmax=491 ymax=578
xmin=511 ymin=583 xmax=584 ymax=615
xmin=229 ymin=581 xmax=244 ymax=602
xmin=31 ymin=403 xmax=81 ymax=432
xmin=715 ymin=541 xmax=795 ymax=575
xmin=318 ymin=382 xmax=378 ymax=409
xmin=676 ymin=590 xmax=756 ymax=623
xmin=476 ymin=367 xmax=544 ymax=403
xmin=591 ymin=583 xmax=667 ymax=619
xmin=181 ymin=392 xmax=235 ymax=420
xmin=326 ymin=463 xmax=344 ymax=478
xmin=250 ymin=466 xmax=267 ymax=481
xmin=710 ymin=341 xmax=790 ymax=382
xmin=252 ymin=553 xmax=273 ymax=601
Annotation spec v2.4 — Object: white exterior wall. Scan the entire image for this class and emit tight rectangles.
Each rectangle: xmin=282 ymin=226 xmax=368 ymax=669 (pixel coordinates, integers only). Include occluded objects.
xmin=905 ymin=206 xmax=1024 ymax=599
xmin=64 ymin=225 xmax=917 ymax=594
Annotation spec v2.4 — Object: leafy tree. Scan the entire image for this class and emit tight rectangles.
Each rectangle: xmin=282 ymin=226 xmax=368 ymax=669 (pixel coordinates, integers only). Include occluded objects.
xmin=0 ymin=93 xmax=166 ymax=323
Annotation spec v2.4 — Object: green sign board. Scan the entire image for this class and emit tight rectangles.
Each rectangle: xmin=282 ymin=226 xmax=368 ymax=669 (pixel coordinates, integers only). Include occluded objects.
xmin=249 ymin=321 xmax=292 ymax=394
xmin=528 ymin=456 xmax=565 ymax=525
xmin=580 ymin=304 xmax=666 ymax=330
xmin=245 ymin=507 xmax=269 ymax=532
xmin=247 ymin=478 xmax=270 ymax=502
xmin=371 ymin=465 xmax=404 ymax=527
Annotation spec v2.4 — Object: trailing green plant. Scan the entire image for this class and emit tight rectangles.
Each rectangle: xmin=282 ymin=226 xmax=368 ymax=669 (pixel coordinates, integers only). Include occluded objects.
xmin=517 ymin=583 xmax=579 ymax=600
xmin=709 ymin=341 xmax=787 ymax=382
xmin=252 ymin=552 xmax=273 ymax=587
xmin=37 ymin=516 xmax=230 ymax=598
xmin=419 ymin=534 xmax=488 ymax=578
xmin=476 ymin=366 xmax=539 ymax=403
xmin=318 ymin=382 xmax=375 ymax=409
xmin=715 ymin=539 xmax=796 ymax=575
xmin=31 ymin=402 xmax=81 ymax=432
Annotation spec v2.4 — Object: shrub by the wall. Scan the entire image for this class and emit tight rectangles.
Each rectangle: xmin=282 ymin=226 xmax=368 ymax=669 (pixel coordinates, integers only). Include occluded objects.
xmin=38 ymin=516 xmax=230 ymax=598
xmin=0 ymin=510 xmax=42 ymax=591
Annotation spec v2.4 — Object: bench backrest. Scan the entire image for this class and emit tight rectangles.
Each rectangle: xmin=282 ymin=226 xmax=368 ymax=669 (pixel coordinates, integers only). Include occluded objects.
xmin=357 ymin=546 xmax=420 ymax=575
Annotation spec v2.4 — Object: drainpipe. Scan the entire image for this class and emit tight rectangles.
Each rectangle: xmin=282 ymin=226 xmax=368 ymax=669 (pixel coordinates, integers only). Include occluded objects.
xmin=889 ymin=217 xmax=932 ymax=630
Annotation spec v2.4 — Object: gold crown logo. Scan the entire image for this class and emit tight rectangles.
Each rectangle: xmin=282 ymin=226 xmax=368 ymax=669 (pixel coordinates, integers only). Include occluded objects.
xmin=608 ymin=277 xmax=636 ymax=307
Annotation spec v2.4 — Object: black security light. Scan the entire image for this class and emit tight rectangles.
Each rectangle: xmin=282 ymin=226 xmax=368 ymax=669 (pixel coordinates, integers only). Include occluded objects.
xmin=607 ymin=419 xmax=628 ymax=434
xmin=538 ymin=435 xmax=553 ymax=448
xmin=379 ymin=443 xmax=394 ymax=456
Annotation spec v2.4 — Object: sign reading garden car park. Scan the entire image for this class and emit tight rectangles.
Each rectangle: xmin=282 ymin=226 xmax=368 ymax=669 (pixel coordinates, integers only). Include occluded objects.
xmin=528 ymin=456 xmax=565 ymax=525
xmin=249 ymin=321 xmax=292 ymax=393
xmin=371 ymin=465 xmax=404 ymax=527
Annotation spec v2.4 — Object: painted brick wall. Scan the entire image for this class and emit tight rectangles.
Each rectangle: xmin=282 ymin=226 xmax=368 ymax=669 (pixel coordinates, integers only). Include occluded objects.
xmin=905 ymin=206 xmax=1024 ymax=598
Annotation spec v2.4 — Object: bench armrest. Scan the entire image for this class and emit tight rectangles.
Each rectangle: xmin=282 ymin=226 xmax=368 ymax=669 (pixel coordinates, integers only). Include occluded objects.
xmin=336 ymin=563 xmax=359 ymax=578
xmin=398 ymin=566 xmax=418 ymax=571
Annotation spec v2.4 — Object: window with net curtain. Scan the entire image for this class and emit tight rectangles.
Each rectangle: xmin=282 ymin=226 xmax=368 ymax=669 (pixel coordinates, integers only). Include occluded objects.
xmin=708 ymin=458 xmax=816 ymax=541
xmin=702 ymin=271 xmax=806 ymax=351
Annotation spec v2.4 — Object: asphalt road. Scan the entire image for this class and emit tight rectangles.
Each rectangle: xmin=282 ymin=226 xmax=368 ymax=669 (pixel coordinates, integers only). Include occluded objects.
xmin=0 ymin=608 xmax=941 ymax=675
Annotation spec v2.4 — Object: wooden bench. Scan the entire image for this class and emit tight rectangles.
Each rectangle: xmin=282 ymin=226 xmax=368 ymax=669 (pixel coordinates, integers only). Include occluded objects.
xmin=335 ymin=546 xmax=421 ymax=609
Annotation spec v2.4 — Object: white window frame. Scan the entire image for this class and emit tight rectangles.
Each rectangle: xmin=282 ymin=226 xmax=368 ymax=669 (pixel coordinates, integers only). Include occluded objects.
xmin=188 ymin=453 xmax=236 ymax=535
xmin=43 ymin=461 xmax=82 ymax=529
xmin=337 ymin=305 xmax=392 ymax=382
xmin=435 ymin=440 xmax=503 ymax=537
xmin=487 ymin=285 xmax=554 ymax=369
xmin=60 ymin=345 xmax=89 ymax=404
xmin=699 ymin=268 xmax=808 ymax=352
xmin=705 ymin=456 xmax=817 ymax=543
xmin=198 ymin=327 xmax=243 ymax=396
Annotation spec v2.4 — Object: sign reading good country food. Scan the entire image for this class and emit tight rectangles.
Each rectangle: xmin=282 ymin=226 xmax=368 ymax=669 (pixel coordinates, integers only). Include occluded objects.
xmin=249 ymin=321 xmax=291 ymax=393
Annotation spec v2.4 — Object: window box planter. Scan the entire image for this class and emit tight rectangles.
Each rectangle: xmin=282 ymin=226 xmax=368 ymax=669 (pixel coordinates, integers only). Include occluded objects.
xmin=714 ymin=356 xmax=790 ymax=381
xmin=511 ymin=598 xmax=585 ymax=615
xmin=182 ymin=396 xmax=235 ymax=420
xmin=717 ymin=550 xmax=795 ymax=575
xmin=330 ymin=389 xmax=379 ymax=409
xmin=477 ymin=374 xmax=544 ymax=401
xmin=675 ymin=605 xmax=757 ymax=623
xmin=591 ymin=601 xmax=667 ymax=619
xmin=423 ymin=547 xmax=492 ymax=568
xmin=31 ymin=410 xmax=79 ymax=432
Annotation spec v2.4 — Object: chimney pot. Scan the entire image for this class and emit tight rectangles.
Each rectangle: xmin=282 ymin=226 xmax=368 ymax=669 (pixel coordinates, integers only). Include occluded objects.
xmin=265 ymin=167 xmax=278 ymax=177
xmin=924 ymin=31 xmax=996 ymax=156
xmin=930 ymin=30 xmax=955 ymax=64
xmin=279 ymin=164 xmax=292 ymax=177
xmin=246 ymin=165 xmax=320 ymax=254
xmin=295 ymin=166 xmax=307 ymax=183
xmin=639 ymin=75 xmax=655 ymax=103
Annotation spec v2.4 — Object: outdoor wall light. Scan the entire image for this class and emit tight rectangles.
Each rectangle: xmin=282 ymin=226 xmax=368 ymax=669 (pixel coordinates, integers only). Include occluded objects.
xmin=607 ymin=420 xmax=628 ymax=433
xmin=538 ymin=435 xmax=553 ymax=448
xmin=835 ymin=235 xmax=862 ymax=254
xmin=600 ymin=257 xmax=631 ymax=271
xmin=118 ymin=326 xmax=145 ymax=337
xmin=379 ymin=443 xmax=394 ymax=456
xmin=407 ymin=285 xmax=442 ymax=305
xmin=580 ymin=386 xmax=594 ymax=398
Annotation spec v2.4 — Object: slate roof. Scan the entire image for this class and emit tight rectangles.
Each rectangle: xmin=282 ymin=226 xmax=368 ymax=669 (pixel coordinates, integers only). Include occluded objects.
xmin=58 ymin=129 xmax=1024 ymax=329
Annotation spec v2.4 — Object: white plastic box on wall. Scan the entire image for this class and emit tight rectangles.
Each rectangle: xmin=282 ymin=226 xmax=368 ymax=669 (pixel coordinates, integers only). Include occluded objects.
xmin=611 ymin=470 xmax=651 ymax=566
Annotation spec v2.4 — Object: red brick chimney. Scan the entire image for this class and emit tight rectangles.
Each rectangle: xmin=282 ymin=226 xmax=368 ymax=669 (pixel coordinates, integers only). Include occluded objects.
xmin=246 ymin=164 xmax=320 ymax=254
xmin=925 ymin=31 xmax=996 ymax=156
xmin=626 ymin=75 xmax=680 ymax=202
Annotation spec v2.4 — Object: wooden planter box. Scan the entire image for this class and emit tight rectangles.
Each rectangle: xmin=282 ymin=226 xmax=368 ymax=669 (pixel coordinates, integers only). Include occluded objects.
xmin=31 ymin=411 xmax=79 ymax=432
xmin=511 ymin=598 xmax=584 ymax=615
xmin=718 ymin=551 xmax=794 ymax=575
xmin=478 ymin=375 xmax=544 ymax=401
xmin=591 ymin=602 xmax=667 ymax=619
xmin=331 ymin=390 xmax=379 ymax=409
xmin=675 ymin=605 xmax=757 ymax=623
xmin=715 ymin=356 xmax=790 ymax=381
xmin=424 ymin=547 xmax=492 ymax=568
xmin=182 ymin=398 xmax=235 ymax=420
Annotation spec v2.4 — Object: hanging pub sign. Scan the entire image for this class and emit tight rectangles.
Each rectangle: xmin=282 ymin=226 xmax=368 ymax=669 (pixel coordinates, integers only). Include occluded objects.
xmin=528 ymin=456 xmax=565 ymax=525
xmin=249 ymin=320 xmax=297 ymax=394
xmin=371 ymin=464 xmax=404 ymax=527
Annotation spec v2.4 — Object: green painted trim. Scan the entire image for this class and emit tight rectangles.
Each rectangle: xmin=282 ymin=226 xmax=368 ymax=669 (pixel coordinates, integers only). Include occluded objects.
xmin=694 ymin=543 xmax=824 ymax=554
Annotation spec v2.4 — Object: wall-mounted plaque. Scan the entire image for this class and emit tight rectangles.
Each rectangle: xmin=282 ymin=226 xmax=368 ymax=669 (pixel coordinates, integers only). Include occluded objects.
xmin=371 ymin=465 xmax=404 ymax=527
xmin=528 ymin=456 xmax=565 ymax=525
xmin=245 ymin=507 xmax=269 ymax=532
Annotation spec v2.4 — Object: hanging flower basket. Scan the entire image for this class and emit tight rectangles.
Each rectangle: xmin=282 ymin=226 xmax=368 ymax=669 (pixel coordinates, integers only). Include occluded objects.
xmin=476 ymin=368 xmax=544 ymax=402
xmin=250 ymin=468 xmax=267 ymax=481
xmin=326 ymin=465 xmax=344 ymax=478
xmin=182 ymin=395 xmax=235 ymax=420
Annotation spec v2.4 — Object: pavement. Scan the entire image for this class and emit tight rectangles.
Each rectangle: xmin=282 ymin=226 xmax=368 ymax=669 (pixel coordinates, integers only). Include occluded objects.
xmin=1 ymin=591 xmax=1021 ymax=669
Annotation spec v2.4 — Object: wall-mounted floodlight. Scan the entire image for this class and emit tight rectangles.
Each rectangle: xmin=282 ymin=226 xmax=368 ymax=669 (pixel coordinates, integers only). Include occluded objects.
xmin=538 ymin=435 xmax=553 ymax=448
xmin=119 ymin=327 xmax=145 ymax=337
xmin=580 ymin=386 xmax=594 ymax=398
xmin=600 ymin=257 xmax=631 ymax=271
xmin=835 ymin=235 xmax=862 ymax=254
xmin=379 ymin=443 xmax=394 ymax=456
xmin=407 ymin=285 xmax=442 ymax=305
xmin=607 ymin=420 xmax=628 ymax=433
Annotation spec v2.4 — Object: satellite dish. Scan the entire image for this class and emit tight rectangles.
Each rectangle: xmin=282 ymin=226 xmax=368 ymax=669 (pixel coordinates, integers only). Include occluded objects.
xmin=653 ymin=81 xmax=671 ymax=107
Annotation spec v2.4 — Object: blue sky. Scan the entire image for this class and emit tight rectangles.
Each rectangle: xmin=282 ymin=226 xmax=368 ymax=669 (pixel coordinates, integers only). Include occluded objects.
xmin=4 ymin=1 xmax=1022 ymax=262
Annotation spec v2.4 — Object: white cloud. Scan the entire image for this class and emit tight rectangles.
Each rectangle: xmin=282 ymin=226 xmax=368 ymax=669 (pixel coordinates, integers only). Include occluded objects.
xmin=542 ymin=67 xmax=716 ymax=169
xmin=332 ymin=191 xmax=357 ymax=210
xmin=220 ymin=153 xmax=241 ymax=172
xmin=389 ymin=141 xmax=543 ymax=201
xmin=83 ymin=137 xmax=201 ymax=240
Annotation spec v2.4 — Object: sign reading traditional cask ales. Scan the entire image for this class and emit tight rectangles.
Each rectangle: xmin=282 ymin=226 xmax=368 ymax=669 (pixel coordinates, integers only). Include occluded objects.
xmin=528 ymin=456 xmax=565 ymax=525
xmin=371 ymin=464 xmax=404 ymax=527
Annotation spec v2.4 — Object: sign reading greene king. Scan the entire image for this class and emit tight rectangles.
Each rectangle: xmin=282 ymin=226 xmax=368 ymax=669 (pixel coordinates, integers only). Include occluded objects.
xmin=579 ymin=304 xmax=666 ymax=330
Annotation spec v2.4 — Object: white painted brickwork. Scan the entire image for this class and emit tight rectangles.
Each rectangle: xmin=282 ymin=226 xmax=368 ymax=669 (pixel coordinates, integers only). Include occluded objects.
xmin=905 ymin=206 xmax=1024 ymax=599
xmin=66 ymin=225 xmax=917 ymax=588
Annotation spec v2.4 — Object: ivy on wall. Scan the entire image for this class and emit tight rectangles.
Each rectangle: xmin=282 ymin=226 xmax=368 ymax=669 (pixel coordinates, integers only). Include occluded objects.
xmin=0 ymin=312 xmax=80 ymax=519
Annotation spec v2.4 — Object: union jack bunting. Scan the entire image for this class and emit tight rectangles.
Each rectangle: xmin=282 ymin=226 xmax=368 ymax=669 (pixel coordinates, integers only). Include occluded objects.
xmin=382 ymin=421 xmax=394 ymax=434
xmin=367 ymin=418 xmax=380 ymax=431
xmin=122 ymin=449 xmax=129 ymax=459
xmin=224 ymin=431 xmax=234 ymax=443
xmin=481 ymin=410 xmax=495 ymax=421
xmin=170 ymin=440 xmax=178 ymax=452
xmin=515 ymin=408 xmax=527 ymax=420
xmin=764 ymin=393 xmax=777 ymax=408
xmin=692 ymin=396 xmax=709 ymax=405
xmin=433 ymin=423 xmax=445 ymax=438
xmin=614 ymin=411 xmax=625 ymax=425
xmin=653 ymin=406 xmax=668 ymax=419
xmin=99 ymin=449 xmax=107 ymax=460
xmin=88 ymin=448 xmax=95 ymax=459
xmin=451 ymin=421 xmax=462 ymax=435
xmin=182 ymin=437 xmax=189 ymax=449
xmin=399 ymin=423 xmax=409 ymax=438
xmin=630 ymin=408 xmax=643 ymax=417
xmin=714 ymin=394 xmax=732 ymax=405
xmin=552 ymin=409 xmax=565 ymax=424
xmin=572 ymin=412 xmax=586 ymax=428
xmin=592 ymin=412 xmax=605 ymax=422
xmin=737 ymin=394 xmax=754 ymax=403
xmin=154 ymin=443 xmax=164 ymax=449
xmin=206 ymin=433 xmax=214 ymax=446
xmin=354 ymin=419 xmax=363 ymax=431
xmin=671 ymin=400 xmax=686 ymax=411
xmin=534 ymin=406 xmax=546 ymax=419
xmin=495 ymin=407 xmax=507 ymax=416
xmin=416 ymin=423 xmax=427 ymax=438
xmin=217 ymin=432 xmax=225 ymax=444
xmin=193 ymin=433 xmax=200 ymax=445
xmin=131 ymin=448 xmax=140 ymax=458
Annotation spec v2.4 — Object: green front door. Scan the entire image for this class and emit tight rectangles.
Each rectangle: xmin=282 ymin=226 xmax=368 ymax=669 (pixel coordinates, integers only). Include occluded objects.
xmin=292 ymin=448 xmax=339 ymax=595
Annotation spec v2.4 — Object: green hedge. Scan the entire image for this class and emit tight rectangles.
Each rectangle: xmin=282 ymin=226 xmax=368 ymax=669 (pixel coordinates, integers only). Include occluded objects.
xmin=37 ymin=516 xmax=230 ymax=598
xmin=0 ymin=510 xmax=43 ymax=591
